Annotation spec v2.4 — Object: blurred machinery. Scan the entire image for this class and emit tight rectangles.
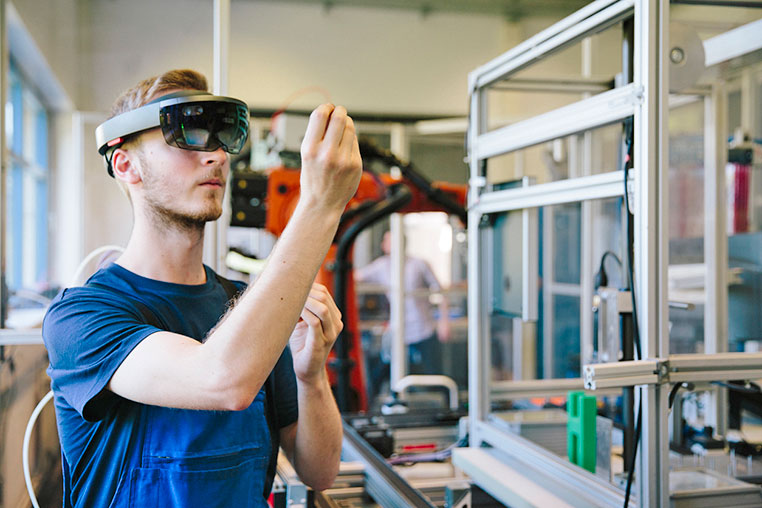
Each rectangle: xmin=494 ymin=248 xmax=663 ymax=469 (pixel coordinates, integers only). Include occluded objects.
xmin=230 ymin=134 xmax=466 ymax=412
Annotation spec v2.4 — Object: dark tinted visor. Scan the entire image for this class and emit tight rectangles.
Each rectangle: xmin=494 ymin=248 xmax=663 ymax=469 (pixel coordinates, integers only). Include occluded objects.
xmin=159 ymin=100 xmax=249 ymax=154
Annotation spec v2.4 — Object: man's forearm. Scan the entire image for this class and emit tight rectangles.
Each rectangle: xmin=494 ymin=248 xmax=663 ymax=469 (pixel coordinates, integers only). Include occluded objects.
xmin=202 ymin=201 xmax=342 ymax=403
xmin=292 ymin=371 xmax=343 ymax=490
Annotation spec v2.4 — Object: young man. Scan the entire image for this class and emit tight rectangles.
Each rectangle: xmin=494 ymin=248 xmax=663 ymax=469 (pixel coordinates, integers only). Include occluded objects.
xmin=42 ymin=70 xmax=362 ymax=507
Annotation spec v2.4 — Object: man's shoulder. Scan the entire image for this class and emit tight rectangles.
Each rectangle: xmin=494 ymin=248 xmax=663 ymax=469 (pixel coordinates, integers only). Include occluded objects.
xmin=43 ymin=268 xmax=148 ymax=335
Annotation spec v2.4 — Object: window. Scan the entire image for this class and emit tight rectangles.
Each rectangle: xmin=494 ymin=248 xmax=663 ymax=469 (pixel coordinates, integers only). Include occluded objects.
xmin=3 ymin=60 xmax=50 ymax=328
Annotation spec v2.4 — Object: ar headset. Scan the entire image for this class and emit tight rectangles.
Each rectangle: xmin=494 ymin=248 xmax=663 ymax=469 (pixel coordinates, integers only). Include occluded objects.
xmin=95 ymin=90 xmax=249 ymax=177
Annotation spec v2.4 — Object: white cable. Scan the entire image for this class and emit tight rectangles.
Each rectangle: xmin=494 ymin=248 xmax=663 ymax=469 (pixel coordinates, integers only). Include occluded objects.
xmin=69 ymin=244 xmax=125 ymax=287
xmin=23 ymin=390 xmax=54 ymax=508
xmin=23 ymin=244 xmax=124 ymax=507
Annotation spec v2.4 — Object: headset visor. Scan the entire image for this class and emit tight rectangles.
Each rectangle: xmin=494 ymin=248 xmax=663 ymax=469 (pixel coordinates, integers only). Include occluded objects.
xmin=160 ymin=100 xmax=249 ymax=154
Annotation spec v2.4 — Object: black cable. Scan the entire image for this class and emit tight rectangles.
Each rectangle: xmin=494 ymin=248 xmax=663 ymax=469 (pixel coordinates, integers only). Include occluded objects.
xmin=669 ymin=382 xmax=696 ymax=409
xmin=595 ymin=250 xmax=624 ymax=289
xmin=623 ymin=405 xmax=640 ymax=507
xmin=710 ymin=380 xmax=761 ymax=394
xmin=622 ymin=117 xmax=641 ymax=508
xmin=622 ymin=134 xmax=642 ymax=361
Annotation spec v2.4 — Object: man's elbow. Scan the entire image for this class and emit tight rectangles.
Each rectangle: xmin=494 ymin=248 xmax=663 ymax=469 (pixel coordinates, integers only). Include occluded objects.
xmin=207 ymin=370 xmax=259 ymax=411
xmin=224 ymin=390 xmax=256 ymax=411
xmin=304 ymin=464 xmax=340 ymax=492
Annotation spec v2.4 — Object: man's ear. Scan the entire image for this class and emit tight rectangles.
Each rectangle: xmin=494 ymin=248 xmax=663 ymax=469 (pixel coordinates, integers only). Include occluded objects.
xmin=111 ymin=148 xmax=142 ymax=184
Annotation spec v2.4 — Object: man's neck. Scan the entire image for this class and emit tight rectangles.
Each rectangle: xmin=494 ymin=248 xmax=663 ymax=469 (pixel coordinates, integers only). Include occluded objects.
xmin=116 ymin=215 xmax=208 ymax=285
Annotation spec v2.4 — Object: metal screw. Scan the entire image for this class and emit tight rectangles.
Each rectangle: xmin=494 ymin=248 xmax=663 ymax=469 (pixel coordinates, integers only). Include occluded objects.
xmin=670 ymin=47 xmax=685 ymax=64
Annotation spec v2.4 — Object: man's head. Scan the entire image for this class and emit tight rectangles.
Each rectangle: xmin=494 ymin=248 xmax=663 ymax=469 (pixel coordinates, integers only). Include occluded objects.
xmin=101 ymin=70 xmax=249 ymax=231
xmin=381 ymin=230 xmax=392 ymax=256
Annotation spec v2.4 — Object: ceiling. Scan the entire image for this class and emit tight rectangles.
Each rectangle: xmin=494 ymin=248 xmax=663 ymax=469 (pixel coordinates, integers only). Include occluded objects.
xmin=243 ymin=0 xmax=593 ymax=21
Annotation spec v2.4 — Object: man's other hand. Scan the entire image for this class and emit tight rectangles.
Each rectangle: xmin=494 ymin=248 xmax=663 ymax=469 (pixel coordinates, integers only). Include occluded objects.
xmin=299 ymin=104 xmax=362 ymax=214
xmin=289 ymin=283 xmax=343 ymax=384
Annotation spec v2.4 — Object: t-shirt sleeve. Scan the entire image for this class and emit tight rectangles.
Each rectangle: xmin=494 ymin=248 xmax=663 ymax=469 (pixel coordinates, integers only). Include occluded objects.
xmin=42 ymin=287 xmax=162 ymax=422
xmin=354 ymin=256 xmax=389 ymax=285
xmin=274 ymin=346 xmax=299 ymax=428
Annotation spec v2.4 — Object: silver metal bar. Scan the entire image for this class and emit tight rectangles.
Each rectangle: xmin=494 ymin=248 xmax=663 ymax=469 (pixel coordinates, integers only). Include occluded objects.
xmin=469 ymin=0 xmax=621 ymax=89
xmin=704 ymin=83 xmax=730 ymax=437
xmin=547 ymin=282 xmax=582 ymax=297
xmin=492 ymin=377 xmax=583 ymax=396
xmin=582 ymin=352 xmax=762 ymax=387
xmin=389 ymin=213 xmax=406 ymax=387
xmin=491 ymin=78 xmax=613 ymax=94
xmin=213 ymin=0 xmax=229 ymax=97
xmin=585 ymin=359 xmax=661 ymax=378
xmin=522 ymin=203 xmax=538 ymax=322
xmin=452 ymin=448 xmax=581 ymax=508
xmin=205 ymin=0 xmax=231 ymax=273
xmin=467 ymin=208 xmax=488 ymax=447
xmin=0 ymin=330 xmax=44 ymax=346
xmin=342 ymin=422 xmax=435 ymax=508
xmin=584 ymin=360 xmax=661 ymax=389
xmin=634 ymin=1 xmax=670 ymax=505
xmin=276 ymin=450 xmax=309 ymax=508
xmin=0 ymin=0 xmax=6 ymax=329
xmin=668 ymin=352 xmax=762 ymax=370
xmin=390 ymin=124 xmax=408 ymax=387
xmin=704 ymin=18 xmax=762 ymax=67
xmin=474 ymin=171 xmax=625 ymax=215
xmin=471 ymin=0 xmax=635 ymax=89
xmin=471 ymin=421 xmax=633 ymax=507
xmin=670 ymin=369 xmax=762 ymax=383
xmin=474 ymin=84 xmax=642 ymax=161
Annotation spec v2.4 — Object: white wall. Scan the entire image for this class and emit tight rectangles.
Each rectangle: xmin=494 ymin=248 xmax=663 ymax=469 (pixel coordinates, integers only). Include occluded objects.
xmin=86 ymin=0 xmax=510 ymax=115
xmin=77 ymin=0 xmax=519 ymax=251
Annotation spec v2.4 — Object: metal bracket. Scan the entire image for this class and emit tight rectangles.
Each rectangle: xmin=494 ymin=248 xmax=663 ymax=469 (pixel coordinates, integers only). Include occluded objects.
xmin=583 ymin=359 xmax=662 ymax=389
xmin=276 ymin=450 xmax=309 ymax=508
xmin=583 ymin=352 xmax=762 ymax=390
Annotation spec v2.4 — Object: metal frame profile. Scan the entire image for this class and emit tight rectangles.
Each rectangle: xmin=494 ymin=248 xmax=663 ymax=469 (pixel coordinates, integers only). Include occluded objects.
xmin=461 ymin=0 xmax=667 ymax=506
xmin=461 ymin=1 xmax=762 ymax=507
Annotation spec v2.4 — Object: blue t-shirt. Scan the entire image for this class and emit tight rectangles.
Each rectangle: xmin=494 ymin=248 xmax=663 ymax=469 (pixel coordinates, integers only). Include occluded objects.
xmin=43 ymin=263 xmax=298 ymax=508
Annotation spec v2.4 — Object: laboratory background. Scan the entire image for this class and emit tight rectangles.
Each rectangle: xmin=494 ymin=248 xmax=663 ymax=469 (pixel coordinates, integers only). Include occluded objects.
xmin=1 ymin=0 xmax=762 ymax=506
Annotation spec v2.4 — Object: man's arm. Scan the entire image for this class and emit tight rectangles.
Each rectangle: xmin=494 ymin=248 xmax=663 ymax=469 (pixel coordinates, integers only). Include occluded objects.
xmin=109 ymin=104 xmax=362 ymax=411
xmin=278 ymin=285 xmax=343 ymax=490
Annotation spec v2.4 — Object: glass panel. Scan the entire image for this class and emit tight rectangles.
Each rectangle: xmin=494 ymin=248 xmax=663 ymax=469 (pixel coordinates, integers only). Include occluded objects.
xmin=552 ymin=203 xmax=581 ymax=285
xmin=484 ymin=197 xmax=623 ymax=382
xmin=486 ymin=123 xmax=623 ymax=186
xmin=409 ymin=133 xmax=467 ymax=185
xmin=485 ymin=22 xmax=624 ymax=133
xmin=668 ymin=96 xmax=706 ymax=354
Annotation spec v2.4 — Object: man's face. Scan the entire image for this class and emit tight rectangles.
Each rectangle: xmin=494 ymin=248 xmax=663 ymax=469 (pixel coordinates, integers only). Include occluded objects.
xmin=381 ymin=231 xmax=392 ymax=255
xmin=131 ymin=128 xmax=229 ymax=229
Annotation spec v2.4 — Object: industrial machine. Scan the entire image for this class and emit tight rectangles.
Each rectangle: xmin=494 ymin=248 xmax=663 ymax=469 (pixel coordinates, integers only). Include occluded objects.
xmin=230 ymin=138 xmax=467 ymax=413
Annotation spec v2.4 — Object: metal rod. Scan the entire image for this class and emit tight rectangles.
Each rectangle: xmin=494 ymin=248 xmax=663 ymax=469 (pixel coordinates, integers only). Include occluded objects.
xmin=206 ymin=0 xmax=231 ymax=273
xmin=475 ymin=83 xmax=641 ymax=161
xmin=475 ymin=171 xmax=625 ymax=215
xmin=473 ymin=0 xmax=635 ymax=88
xmin=342 ymin=421 xmax=435 ymax=508
xmin=0 ymin=0 xmax=7 ymax=329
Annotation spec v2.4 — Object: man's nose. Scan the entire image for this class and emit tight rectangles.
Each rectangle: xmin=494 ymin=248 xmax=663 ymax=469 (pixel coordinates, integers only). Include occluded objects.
xmin=202 ymin=146 xmax=228 ymax=165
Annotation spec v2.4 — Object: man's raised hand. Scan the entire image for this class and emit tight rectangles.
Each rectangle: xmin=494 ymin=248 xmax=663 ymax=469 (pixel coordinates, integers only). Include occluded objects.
xmin=299 ymin=104 xmax=362 ymax=214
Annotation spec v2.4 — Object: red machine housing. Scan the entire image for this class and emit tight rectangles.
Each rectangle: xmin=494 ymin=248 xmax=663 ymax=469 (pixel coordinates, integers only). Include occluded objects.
xmin=262 ymin=167 xmax=466 ymax=412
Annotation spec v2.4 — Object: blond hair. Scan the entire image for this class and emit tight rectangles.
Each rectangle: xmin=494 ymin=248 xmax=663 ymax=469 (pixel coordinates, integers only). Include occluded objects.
xmin=109 ymin=69 xmax=208 ymax=118
xmin=109 ymin=70 xmax=208 ymax=200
